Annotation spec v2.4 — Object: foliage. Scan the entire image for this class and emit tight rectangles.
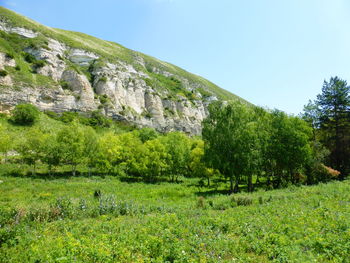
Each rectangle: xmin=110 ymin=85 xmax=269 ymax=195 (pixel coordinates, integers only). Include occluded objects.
xmin=0 ymin=70 xmax=8 ymax=77
xmin=11 ymin=103 xmax=40 ymax=125
xmin=315 ymin=76 xmax=350 ymax=176
xmin=1 ymin=175 xmax=350 ymax=262
xmin=0 ymin=124 xmax=12 ymax=163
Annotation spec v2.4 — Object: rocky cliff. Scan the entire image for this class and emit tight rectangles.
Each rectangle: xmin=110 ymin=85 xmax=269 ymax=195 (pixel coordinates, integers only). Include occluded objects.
xmin=0 ymin=7 xmax=245 ymax=134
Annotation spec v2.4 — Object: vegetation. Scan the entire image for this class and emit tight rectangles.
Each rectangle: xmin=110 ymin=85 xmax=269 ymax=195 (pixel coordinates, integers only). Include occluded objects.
xmin=1 ymin=175 xmax=350 ymax=262
xmin=0 ymin=70 xmax=8 ymax=77
xmin=302 ymin=76 xmax=350 ymax=177
xmin=0 ymin=6 xmax=350 ymax=261
xmin=10 ymin=103 xmax=40 ymax=125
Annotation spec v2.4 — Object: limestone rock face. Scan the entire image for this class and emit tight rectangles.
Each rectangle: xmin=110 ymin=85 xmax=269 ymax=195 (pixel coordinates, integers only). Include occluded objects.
xmin=0 ymin=24 xmax=222 ymax=134
xmin=0 ymin=53 xmax=16 ymax=69
xmin=0 ymin=22 xmax=38 ymax=38
xmin=0 ymin=75 xmax=12 ymax=86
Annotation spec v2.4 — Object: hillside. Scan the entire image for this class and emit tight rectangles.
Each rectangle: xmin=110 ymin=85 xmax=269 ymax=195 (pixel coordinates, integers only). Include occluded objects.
xmin=0 ymin=7 xmax=246 ymax=134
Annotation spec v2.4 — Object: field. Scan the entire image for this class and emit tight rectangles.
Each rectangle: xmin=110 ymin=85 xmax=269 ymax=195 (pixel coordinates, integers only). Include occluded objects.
xmin=1 ymin=174 xmax=350 ymax=262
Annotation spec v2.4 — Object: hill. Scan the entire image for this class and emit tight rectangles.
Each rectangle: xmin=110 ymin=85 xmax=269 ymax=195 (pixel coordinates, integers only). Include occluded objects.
xmin=0 ymin=7 xmax=247 ymax=134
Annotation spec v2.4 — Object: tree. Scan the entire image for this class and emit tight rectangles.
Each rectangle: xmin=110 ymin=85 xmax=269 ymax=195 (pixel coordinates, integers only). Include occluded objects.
xmin=202 ymin=101 xmax=260 ymax=192
xmin=11 ymin=104 xmax=40 ymax=125
xmin=316 ymin=76 xmax=350 ymax=176
xmin=0 ymin=124 xmax=12 ymax=163
xmin=57 ymin=122 xmax=85 ymax=176
xmin=16 ymin=128 xmax=46 ymax=175
xmin=189 ymin=139 xmax=215 ymax=186
xmin=301 ymin=100 xmax=320 ymax=141
xmin=143 ymin=138 xmax=169 ymax=180
xmin=269 ymin=110 xmax=312 ymax=186
xmin=136 ymin=127 xmax=158 ymax=143
xmin=96 ymin=132 xmax=121 ymax=174
xmin=82 ymin=127 xmax=99 ymax=176
xmin=161 ymin=132 xmax=191 ymax=182
xmin=41 ymin=133 xmax=62 ymax=175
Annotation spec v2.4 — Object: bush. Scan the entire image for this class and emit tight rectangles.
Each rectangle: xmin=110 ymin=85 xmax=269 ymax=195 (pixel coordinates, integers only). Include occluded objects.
xmin=5 ymin=53 xmax=14 ymax=59
xmin=0 ymin=70 xmax=8 ymax=77
xmin=236 ymin=196 xmax=253 ymax=206
xmin=11 ymin=104 xmax=40 ymax=125
xmin=99 ymin=94 xmax=109 ymax=105
xmin=58 ymin=111 xmax=79 ymax=123
xmin=99 ymin=76 xmax=107 ymax=83
xmin=88 ymin=111 xmax=111 ymax=128
xmin=32 ymin=60 xmax=46 ymax=69
xmin=23 ymin=52 xmax=36 ymax=63
xmin=44 ymin=110 xmax=59 ymax=120
xmin=59 ymin=80 xmax=72 ymax=91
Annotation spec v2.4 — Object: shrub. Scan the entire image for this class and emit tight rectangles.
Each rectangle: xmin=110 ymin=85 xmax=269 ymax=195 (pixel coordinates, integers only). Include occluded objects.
xmin=32 ymin=60 xmax=46 ymax=69
xmin=44 ymin=110 xmax=59 ymax=119
xmin=15 ymin=65 xmax=20 ymax=71
xmin=94 ymin=190 xmax=102 ymax=199
xmin=0 ymin=70 xmax=8 ymax=77
xmin=99 ymin=76 xmax=107 ymax=83
xmin=58 ymin=111 xmax=79 ymax=123
xmin=196 ymin=196 xmax=206 ymax=208
xmin=23 ymin=52 xmax=36 ymax=63
xmin=59 ymin=80 xmax=72 ymax=91
xmin=11 ymin=104 xmax=40 ymax=125
xmin=99 ymin=94 xmax=109 ymax=105
xmin=5 ymin=52 xmax=14 ymax=59
xmin=236 ymin=197 xmax=253 ymax=206
xmin=88 ymin=111 xmax=111 ymax=127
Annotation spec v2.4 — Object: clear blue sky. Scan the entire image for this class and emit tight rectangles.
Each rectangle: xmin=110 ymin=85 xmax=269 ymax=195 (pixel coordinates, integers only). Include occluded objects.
xmin=2 ymin=0 xmax=350 ymax=114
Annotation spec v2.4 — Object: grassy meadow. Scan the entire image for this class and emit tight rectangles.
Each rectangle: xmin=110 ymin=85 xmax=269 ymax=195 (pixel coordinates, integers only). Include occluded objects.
xmin=1 ymin=174 xmax=350 ymax=262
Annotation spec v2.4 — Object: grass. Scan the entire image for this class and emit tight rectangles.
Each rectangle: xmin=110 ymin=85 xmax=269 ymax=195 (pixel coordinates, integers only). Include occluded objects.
xmin=0 ymin=6 xmax=246 ymax=103
xmin=0 ymin=172 xmax=350 ymax=262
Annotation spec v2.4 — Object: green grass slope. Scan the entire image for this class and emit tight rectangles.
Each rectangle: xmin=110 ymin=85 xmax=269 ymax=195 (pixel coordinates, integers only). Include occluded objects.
xmin=0 ymin=175 xmax=349 ymax=262
xmin=0 ymin=6 xmax=246 ymax=102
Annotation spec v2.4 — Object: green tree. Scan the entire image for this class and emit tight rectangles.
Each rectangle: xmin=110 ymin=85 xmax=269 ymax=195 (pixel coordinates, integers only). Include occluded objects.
xmin=0 ymin=124 xmax=12 ymax=163
xmin=82 ymin=127 xmax=99 ymax=176
xmin=136 ymin=127 xmax=158 ymax=143
xmin=316 ymin=76 xmax=350 ymax=176
xmin=17 ymin=128 xmax=46 ymax=175
xmin=189 ymin=139 xmax=214 ymax=186
xmin=301 ymin=100 xmax=320 ymax=141
xmin=96 ymin=132 xmax=121 ymax=174
xmin=41 ymin=133 xmax=62 ymax=175
xmin=161 ymin=132 xmax=191 ymax=182
xmin=143 ymin=138 xmax=169 ymax=180
xmin=269 ymin=110 xmax=312 ymax=186
xmin=11 ymin=103 xmax=40 ymax=125
xmin=57 ymin=122 xmax=85 ymax=176
xmin=202 ymin=101 xmax=260 ymax=192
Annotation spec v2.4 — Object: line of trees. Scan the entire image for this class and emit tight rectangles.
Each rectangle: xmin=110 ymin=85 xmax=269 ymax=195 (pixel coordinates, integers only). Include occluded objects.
xmin=202 ymin=101 xmax=328 ymax=192
xmin=0 ymin=115 xmax=208 ymax=183
xmin=0 ymin=75 xmax=347 ymax=192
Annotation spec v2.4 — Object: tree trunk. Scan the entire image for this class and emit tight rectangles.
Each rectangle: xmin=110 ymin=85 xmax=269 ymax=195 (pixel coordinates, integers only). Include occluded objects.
xmin=233 ymin=179 xmax=239 ymax=193
xmin=247 ymin=174 xmax=253 ymax=192
xmin=72 ymin=165 xmax=76 ymax=176
xmin=229 ymin=176 xmax=234 ymax=193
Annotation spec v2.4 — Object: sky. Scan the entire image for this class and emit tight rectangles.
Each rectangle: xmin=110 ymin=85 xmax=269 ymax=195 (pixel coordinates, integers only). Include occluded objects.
xmin=1 ymin=0 xmax=350 ymax=114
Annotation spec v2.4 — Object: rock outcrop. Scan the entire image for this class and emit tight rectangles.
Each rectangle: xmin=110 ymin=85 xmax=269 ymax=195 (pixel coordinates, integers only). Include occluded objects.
xmin=0 ymin=14 xmax=242 ymax=134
